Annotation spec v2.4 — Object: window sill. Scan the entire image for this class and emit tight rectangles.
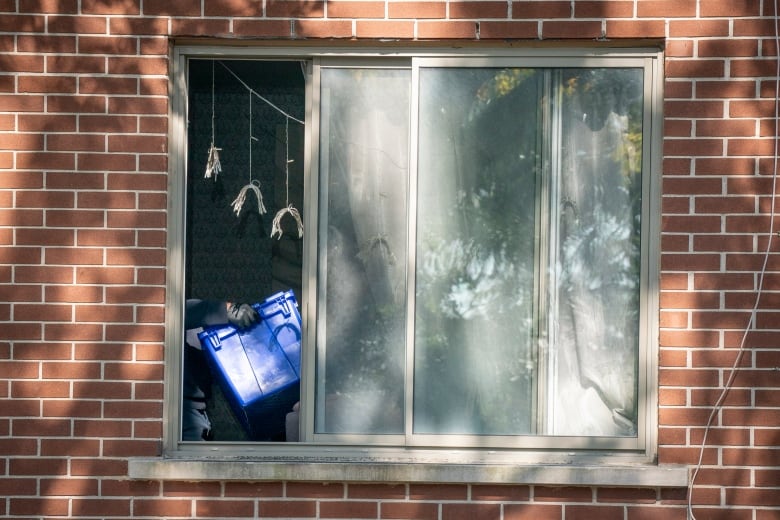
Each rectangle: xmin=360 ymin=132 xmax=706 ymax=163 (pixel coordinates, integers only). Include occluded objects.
xmin=129 ymin=457 xmax=688 ymax=488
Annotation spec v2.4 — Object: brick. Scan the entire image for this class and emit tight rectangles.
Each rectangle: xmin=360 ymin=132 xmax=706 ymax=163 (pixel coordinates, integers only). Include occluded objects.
xmin=596 ymin=488 xmax=656 ymax=504
xmin=442 ymin=503 xmax=501 ymax=520
xmin=47 ymin=15 xmax=107 ymax=34
xmin=46 ymin=209 xmax=105 ymax=228
xmin=702 ymin=0 xmax=760 ymax=17
xmin=666 ymin=59 xmax=725 ymax=79
xmin=104 ymin=440 xmax=162 ymax=459
xmin=16 ymin=228 xmax=75 ymax=246
xmin=12 ymin=379 xmax=69 ymax=398
xmin=18 ymin=114 xmax=77 ymax=132
xmin=78 ymin=35 xmax=138 ymax=55
xmin=692 ymin=234 xmax=755 ymax=253
xmin=164 ymin=481 xmax=222 ymax=497
xmin=0 ymin=132 xmax=44 ymax=151
xmin=14 ymin=266 xmax=74 ymax=284
xmin=417 ymin=21 xmax=477 ymax=39
xmin=46 ymin=55 xmax=106 ymax=74
xmin=105 ymin=324 xmax=164 ymax=342
xmin=12 ymin=418 xmax=71 ymax=436
xmin=81 ymin=0 xmax=140 ymax=14
xmin=627 ymin=506 xmax=687 ymax=519
xmin=133 ymin=499 xmax=193 ymax=518
xmin=755 ymin=469 xmax=780 ymax=487
xmin=17 ymin=34 xmax=76 ymax=53
xmin=47 ymin=94 xmax=107 ymax=113
xmin=471 ymin=484 xmax=530 ymax=501
xmin=478 ymin=20 xmax=538 ymax=38
xmin=409 ymin=484 xmax=467 ymax=501
xmin=41 ymin=438 xmax=101 ymax=456
xmin=294 ymin=19 xmax=353 ymax=37
xmin=79 ymin=76 xmax=138 ymax=95
xmin=196 ymin=499 xmax=255 ymax=518
xmin=722 ymin=447 xmax=780 ymax=466
xmin=731 ymin=58 xmax=779 ymax=78
xmin=514 ymin=1 xmax=570 ymax=18
xmin=14 ymin=300 xmax=73 ymax=322
xmin=258 ymin=500 xmax=317 ymax=518
xmin=223 ymin=482 xmax=284 ymax=498
xmin=71 ymin=498 xmax=131 ymax=518
xmin=108 ymin=56 xmax=168 ymax=76
xmin=753 ymin=428 xmax=780 ymax=447
xmin=108 ymin=134 xmax=166 ymax=153
xmin=73 ymin=381 xmax=132 ymax=400
xmin=697 ymin=119 xmax=755 ymax=138
xmin=111 ymin=16 xmax=170 ymax=35
xmin=327 ymin=1 xmax=386 ymax=18
xmin=694 ymin=272 xmax=755 ymax=290
xmin=232 ymin=19 xmax=293 ymax=37
xmin=664 ymin=138 xmax=723 ymax=157
xmin=72 ymin=418 xmax=132 ymax=437
xmin=348 ymin=483 xmax=407 ymax=500
xmin=575 ymin=1 xmax=634 ymax=18
xmin=0 ymin=477 xmax=37 ymax=496
xmin=44 ymin=284 xmax=103 ymax=303
xmin=0 ymin=54 xmax=45 ymax=73
xmin=696 ymin=80 xmax=757 ymax=99
xmin=381 ymin=501 xmax=438 ymax=520
xmin=690 ymin=427 xmax=751 ymax=446
xmin=266 ymin=0 xmax=325 ymax=17
xmin=657 ymin=446 xmax=718 ymax=465
xmin=170 ymin=18 xmax=232 ymax=37
xmin=658 ymin=426 xmax=686 ymax=444
xmin=607 ymin=20 xmax=665 ymax=38
xmin=504 ymin=504 xmax=563 ymax=520
xmin=564 ymin=505 xmax=624 ymax=520
xmin=388 ymin=2 xmax=445 ymax=19
xmin=660 ymin=368 xmax=720 ymax=387
xmin=9 ymin=498 xmax=70 ymax=517
xmin=10 ymin=457 xmax=69 ymax=476
xmin=286 ymin=482 xmax=346 ymax=499
xmin=75 ymin=304 xmax=134 ymax=323
xmin=321 ymin=500 xmax=379 ymax=518
xmin=534 ymin=486 xmax=592 ymax=502
xmin=48 ymin=133 xmax=106 ymax=152
xmin=76 ymin=229 xmax=136 ymax=247
xmin=541 ymin=20 xmax=602 ymax=39
xmin=146 ymin=0 xmax=202 ymax=16
xmin=19 ymin=0 xmax=77 ymax=13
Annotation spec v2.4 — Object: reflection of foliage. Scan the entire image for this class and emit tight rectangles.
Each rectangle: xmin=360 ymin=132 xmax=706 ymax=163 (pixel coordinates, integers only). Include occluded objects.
xmin=557 ymin=68 xmax=643 ymax=434
xmin=413 ymin=68 xmax=541 ymax=435
xmin=472 ymin=68 xmax=536 ymax=119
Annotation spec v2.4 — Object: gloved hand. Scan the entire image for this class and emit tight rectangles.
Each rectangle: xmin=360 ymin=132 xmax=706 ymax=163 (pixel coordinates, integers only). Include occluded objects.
xmin=227 ymin=302 xmax=259 ymax=329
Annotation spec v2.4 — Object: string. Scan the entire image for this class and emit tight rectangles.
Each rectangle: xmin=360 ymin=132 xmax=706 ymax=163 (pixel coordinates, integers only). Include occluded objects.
xmin=687 ymin=0 xmax=780 ymax=517
xmin=271 ymin=116 xmax=304 ymax=239
xmin=230 ymin=90 xmax=267 ymax=217
xmin=204 ymin=60 xmax=222 ymax=179
xmin=218 ymin=60 xmax=304 ymax=125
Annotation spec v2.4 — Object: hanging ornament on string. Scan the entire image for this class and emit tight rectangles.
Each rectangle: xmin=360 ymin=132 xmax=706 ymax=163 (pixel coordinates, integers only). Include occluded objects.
xmin=204 ymin=60 xmax=222 ymax=180
xmin=231 ymin=92 xmax=267 ymax=217
xmin=270 ymin=117 xmax=303 ymax=240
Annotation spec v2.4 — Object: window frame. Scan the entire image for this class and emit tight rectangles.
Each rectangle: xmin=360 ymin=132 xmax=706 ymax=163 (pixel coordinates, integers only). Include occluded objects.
xmin=164 ymin=44 xmax=663 ymax=465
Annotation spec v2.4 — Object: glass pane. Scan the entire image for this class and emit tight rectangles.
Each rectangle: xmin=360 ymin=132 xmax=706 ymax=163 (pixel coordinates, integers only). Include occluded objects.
xmin=184 ymin=60 xmax=305 ymax=442
xmin=414 ymin=68 xmax=541 ymax=435
xmin=550 ymin=68 xmax=643 ymax=436
xmin=316 ymin=68 xmax=410 ymax=434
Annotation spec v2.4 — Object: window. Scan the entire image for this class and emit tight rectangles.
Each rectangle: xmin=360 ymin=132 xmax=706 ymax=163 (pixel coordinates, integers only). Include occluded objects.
xmin=167 ymin=47 xmax=661 ymax=459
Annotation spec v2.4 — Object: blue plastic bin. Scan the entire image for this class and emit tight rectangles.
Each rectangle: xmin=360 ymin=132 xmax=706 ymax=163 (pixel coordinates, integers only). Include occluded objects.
xmin=197 ymin=290 xmax=302 ymax=441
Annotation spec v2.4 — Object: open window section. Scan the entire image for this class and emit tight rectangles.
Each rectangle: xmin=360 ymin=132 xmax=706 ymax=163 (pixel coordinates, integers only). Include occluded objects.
xmin=178 ymin=53 xmax=654 ymax=452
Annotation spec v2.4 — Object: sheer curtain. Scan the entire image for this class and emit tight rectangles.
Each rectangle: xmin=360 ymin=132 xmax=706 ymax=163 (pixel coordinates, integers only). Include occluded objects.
xmin=316 ymin=68 xmax=410 ymax=434
xmin=551 ymin=69 xmax=644 ymax=436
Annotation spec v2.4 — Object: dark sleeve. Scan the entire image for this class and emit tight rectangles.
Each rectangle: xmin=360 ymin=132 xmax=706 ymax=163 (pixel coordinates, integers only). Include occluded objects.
xmin=185 ymin=299 xmax=229 ymax=330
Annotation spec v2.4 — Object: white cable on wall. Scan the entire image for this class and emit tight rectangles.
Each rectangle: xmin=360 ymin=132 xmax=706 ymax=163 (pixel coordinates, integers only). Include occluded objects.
xmin=687 ymin=1 xmax=780 ymax=518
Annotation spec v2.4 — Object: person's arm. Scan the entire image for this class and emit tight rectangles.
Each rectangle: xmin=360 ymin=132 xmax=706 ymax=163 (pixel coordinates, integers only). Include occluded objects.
xmin=184 ymin=299 xmax=229 ymax=330
xmin=185 ymin=299 xmax=259 ymax=330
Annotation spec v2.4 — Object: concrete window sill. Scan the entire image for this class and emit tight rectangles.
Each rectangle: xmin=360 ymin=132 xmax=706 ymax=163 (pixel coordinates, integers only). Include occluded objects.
xmin=129 ymin=458 xmax=688 ymax=488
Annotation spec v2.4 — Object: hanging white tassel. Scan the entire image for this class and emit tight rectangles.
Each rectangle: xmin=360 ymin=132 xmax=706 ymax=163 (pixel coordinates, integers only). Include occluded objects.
xmin=270 ymin=204 xmax=303 ymax=240
xmin=205 ymin=142 xmax=222 ymax=179
xmin=230 ymin=179 xmax=267 ymax=217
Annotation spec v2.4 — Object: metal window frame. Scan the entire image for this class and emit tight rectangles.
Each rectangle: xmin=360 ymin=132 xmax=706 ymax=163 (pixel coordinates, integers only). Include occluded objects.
xmin=165 ymin=44 xmax=662 ymax=463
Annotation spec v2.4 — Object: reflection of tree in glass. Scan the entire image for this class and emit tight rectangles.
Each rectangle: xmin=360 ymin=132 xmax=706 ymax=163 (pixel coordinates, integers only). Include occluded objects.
xmin=555 ymin=68 xmax=643 ymax=435
xmin=414 ymin=68 xmax=540 ymax=435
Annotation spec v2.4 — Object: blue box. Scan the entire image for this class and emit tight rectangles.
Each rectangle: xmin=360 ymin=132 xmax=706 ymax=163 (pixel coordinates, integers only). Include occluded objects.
xmin=197 ymin=290 xmax=302 ymax=441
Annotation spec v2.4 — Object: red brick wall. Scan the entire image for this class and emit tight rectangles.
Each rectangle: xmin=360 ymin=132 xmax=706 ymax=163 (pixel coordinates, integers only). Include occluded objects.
xmin=1 ymin=1 xmax=779 ymax=518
